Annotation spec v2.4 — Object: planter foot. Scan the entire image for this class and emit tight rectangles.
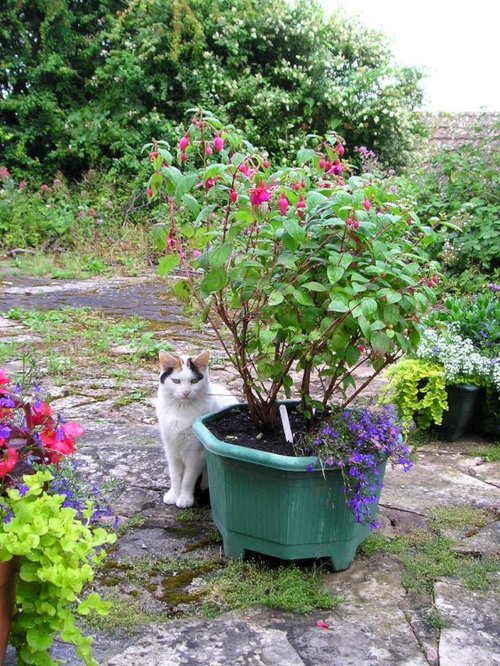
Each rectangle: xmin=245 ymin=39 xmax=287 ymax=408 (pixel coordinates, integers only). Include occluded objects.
xmin=222 ymin=537 xmax=247 ymax=560
xmin=328 ymin=551 xmax=355 ymax=572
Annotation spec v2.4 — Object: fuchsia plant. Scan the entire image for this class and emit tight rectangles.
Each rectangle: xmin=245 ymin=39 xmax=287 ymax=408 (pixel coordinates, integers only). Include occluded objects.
xmin=144 ymin=109 xmax=443 ymax=429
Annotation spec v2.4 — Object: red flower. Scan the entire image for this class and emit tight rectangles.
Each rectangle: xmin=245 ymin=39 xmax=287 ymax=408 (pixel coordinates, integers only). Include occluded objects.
xmin=0 ymin=448 xmax=17 ymax=479
xmin=0 ymin=370 xmax=11 ymax=387
xmin=31 ymin=401 xmax=53 ymax=425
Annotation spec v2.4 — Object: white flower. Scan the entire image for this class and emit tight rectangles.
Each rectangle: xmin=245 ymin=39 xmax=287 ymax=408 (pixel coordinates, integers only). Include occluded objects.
xmin=416 ymin=326 xmax=499 ymax=390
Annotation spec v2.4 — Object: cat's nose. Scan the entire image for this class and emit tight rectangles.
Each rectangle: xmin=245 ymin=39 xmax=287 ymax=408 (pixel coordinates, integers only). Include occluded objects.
xmin=182 ymin=391 xmax=190 ymax=398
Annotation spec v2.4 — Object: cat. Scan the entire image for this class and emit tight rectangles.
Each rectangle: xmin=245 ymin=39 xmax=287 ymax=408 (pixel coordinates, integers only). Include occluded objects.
xmin=156 ymin=349 xmax=238 ymax=508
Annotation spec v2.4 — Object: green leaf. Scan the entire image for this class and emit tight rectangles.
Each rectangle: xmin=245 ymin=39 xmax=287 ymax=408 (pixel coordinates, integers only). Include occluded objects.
xmin=293 ymin=289 xmax=315 ymax=306
xmin=259 ymin=328 xmax=277 ymax=346
xmin=182 ymin=193 xmax=200 ymax=218
xmin=360 ymin=297 xmax=378 ymax=317
xmin=385 ymin=290 xmax=402 ymax=304
xmin=200 ymin=269 xmax=229 ymax=294
xmin=268 ymin=291 xmax=284 ymax=306
xmin=208 ymin=243 xmax=232 ymax=268
xmin=327 ymin=265 xmax=345 ymax=284
xmin=26 ymin=628 xmax=53 ymax=651
xmin=383 ymin=304 xmax=399 ymax=326
xmin=158 ymin=255 xmax=180 ymax=278
xmin=328 ymin=299 xmax=350 ymax=313
xmin=175 ymin=173 xmax=198 ymax=200
xmin=345 ymin=344 xmax=361 ymax=366
xmin=284 ymin=219 xmax=305 ymax=245
xmin=371 ymin=332 xmax=391 ymax=355
xmin=302 ymin=281 xmax=327 ymax=292
xmin=162 ymin=166 xmax=183 ymax=188
xmin=173 ymin=279 xmax=191 ymax=302
xmin=297 ymin=148 xmax=315 ymax=163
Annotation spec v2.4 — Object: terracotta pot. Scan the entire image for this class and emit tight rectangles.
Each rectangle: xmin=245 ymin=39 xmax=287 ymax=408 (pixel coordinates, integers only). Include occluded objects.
xmin=0 ymin=558 xmax=17 ymax=665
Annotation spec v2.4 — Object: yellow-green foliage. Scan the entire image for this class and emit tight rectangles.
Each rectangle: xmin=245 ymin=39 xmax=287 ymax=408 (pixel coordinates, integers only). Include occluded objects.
xmin=0 ymin=471 xmax=116 ymax=666
xmin=382 ymin=358 xmax=448 ymax=430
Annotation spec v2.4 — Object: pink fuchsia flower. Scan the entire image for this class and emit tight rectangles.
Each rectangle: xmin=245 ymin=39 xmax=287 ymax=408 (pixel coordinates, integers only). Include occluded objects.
xmin=250 ymin=181 xmax=271 ymax=206
xmin=205 ymin=144 xmax=213 ymax=156
xmin=18 ymin=180 xmax=27 ymax=190
xmin=179 ymin=134 xmax=189 ymax=152
xmin=180 ymin=152 xmax=187 ymax=163
xmin=0 ymin=167 xmax=11 ymax=181
xmin=262 ymin=159 xmax=269 ymax=169
xmin=229 ymin=189 xmax=238 ymax=203
xmin=278 ymin=193 xmax=289 ymax=216
xmin=0 ymin=369 xmax=11 ymax=386
xmin=147 ymin=187 xmax=153 ymax=198
xmin=388 ymin=169 xmax=396 ymax=177
xmin=205 ymin=178 xmax=216 ymax=191
xmin=238 ymin=162 xmax=249 ymax=175
xmin=318 ymin=157 xmax=326 ymax=169
xmin=213 ymin=134 xmax=224 ymax=152
xmin=192 ymin=249 xmax=202 ymax=259
xmin=296 ymin=194 xmax=306 ymax=217
xmin=337 ymin=143 xmax=345 ymax=157
xmin=363 ymin=199 xmax=371 ymax=211
xmin=40 ymin=184 xmax=50 ymax=192
xmin=328 ymin=159 xmax=343 ymax=176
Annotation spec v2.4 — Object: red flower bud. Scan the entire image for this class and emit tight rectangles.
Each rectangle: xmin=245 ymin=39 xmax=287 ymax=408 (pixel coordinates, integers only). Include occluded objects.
xmin=337 ymin=143 xmax=345 ymax=157
xmin=262 ymin=159 xmax=269 ymax=169
xmin=230 ymin=189 xmax=238 ymax=203
xmin=180 ymin=152 xmax=187 ymax=163
xmin=147 ymin=186 xmax=153 ymax=198
xmin=179 ymin=135 xmax=189 ymax=152
xmin=214 ymin=134 xmax=224 ymax=152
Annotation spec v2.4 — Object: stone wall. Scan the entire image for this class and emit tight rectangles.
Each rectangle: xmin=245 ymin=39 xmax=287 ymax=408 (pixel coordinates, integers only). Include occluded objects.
xmin=421 ymin=112 xmax=499 ymax=151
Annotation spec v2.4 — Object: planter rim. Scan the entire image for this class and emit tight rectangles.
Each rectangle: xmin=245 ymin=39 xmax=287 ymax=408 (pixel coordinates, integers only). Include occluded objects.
xmin=193 ymin=403 xmax=319 ymax=472
xmin=447 ymin=383 xmax=484 ymax=392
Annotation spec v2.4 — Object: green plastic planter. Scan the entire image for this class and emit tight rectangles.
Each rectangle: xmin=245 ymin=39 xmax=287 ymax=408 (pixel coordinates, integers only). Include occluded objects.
xmin=192 ymin=404 xmax=386 ymax=571
xmin=434 ymin=384 xmax=484 ymax=441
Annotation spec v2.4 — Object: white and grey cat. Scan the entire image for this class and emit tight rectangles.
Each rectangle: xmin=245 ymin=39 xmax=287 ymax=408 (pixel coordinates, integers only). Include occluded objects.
xmin=156 ymin=350 xmax=238 ymax=508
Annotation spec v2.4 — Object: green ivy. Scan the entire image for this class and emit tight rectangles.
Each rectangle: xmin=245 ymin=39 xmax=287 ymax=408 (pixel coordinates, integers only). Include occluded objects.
xmin=0 ymin=471 xmax=116 ymax=666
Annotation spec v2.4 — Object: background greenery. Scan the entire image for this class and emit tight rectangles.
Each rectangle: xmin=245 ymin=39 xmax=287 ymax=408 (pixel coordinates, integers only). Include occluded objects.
xmin=0 ymin=0 xmax=498 ymax=290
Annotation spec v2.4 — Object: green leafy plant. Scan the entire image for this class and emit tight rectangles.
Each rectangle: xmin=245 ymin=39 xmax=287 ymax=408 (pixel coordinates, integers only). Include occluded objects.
xmin=146 ymin=109 xmax=442 ymax=429
xmin=404 ymin=120 xmax=500 ymax=274
xmin=0 ymin=368 xmax=116 ymax=665
xmin=381 ymin=358 xmax=448 ymax=430
xmin=0 ymin=472 xmax=115 ymax=666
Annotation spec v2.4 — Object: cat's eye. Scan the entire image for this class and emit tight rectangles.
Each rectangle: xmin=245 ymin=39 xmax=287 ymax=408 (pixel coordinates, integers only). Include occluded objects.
xmin=171 ymin=378 xmax=181 ymax=384
xmin=191 ymin=378 xmax=200 ymax=384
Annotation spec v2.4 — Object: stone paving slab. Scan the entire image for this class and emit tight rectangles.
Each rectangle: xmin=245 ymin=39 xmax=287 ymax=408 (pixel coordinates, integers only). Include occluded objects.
xmin=1 ymin=272 xmax=499 ymax=666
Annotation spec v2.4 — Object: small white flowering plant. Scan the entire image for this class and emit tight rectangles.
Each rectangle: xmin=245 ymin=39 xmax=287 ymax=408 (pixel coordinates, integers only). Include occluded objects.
xmin=415 ymin=325 xmax=500 ymax=391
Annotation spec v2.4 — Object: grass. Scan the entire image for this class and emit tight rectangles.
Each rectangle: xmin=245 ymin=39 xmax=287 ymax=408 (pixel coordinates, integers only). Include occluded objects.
xmin=203 ymin=560 xmax=339 ymax=615
xmin=467 ymin=443 xmax=500 ymax=462
xmin=430 ymin=506 xmax=489 ymax=530
xmin=0 ymin=341 xmax=18 ymax=364
xmin=5 ymin=307 xmax=163 ymax=370
xmin=359 ymin=528 xmax=499 ymax=596
xmin=91 ymin=555 xmax=339 ymax=631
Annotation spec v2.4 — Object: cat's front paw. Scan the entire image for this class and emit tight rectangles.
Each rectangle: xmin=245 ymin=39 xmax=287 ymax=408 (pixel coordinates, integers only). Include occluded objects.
xmin=163 ymin=489 xmax=178 ymax=505
xmin=176 ymin=494 xmax=194 ymax=508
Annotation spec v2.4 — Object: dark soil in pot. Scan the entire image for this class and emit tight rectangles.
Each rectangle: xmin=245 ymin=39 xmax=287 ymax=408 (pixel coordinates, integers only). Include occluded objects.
xmin=208 ymin=406 xmax=307 ymax=457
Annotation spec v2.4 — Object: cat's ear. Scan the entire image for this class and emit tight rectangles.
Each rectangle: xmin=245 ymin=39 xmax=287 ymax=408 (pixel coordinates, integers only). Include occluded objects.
xmin=192 ymin=350 xmax=210 ymax=369
xmin=159 ymin=351 xmax=182 ymax=371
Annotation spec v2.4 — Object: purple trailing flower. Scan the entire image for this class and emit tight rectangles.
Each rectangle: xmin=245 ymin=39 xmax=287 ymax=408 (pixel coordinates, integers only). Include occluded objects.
xmin=295 ymin=405 xmax=412 ymax=528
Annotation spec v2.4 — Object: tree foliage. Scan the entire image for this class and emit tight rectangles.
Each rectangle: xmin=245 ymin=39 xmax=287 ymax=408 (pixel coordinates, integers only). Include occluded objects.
xmin=1 ymin=0 xmax=425 ymax=180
